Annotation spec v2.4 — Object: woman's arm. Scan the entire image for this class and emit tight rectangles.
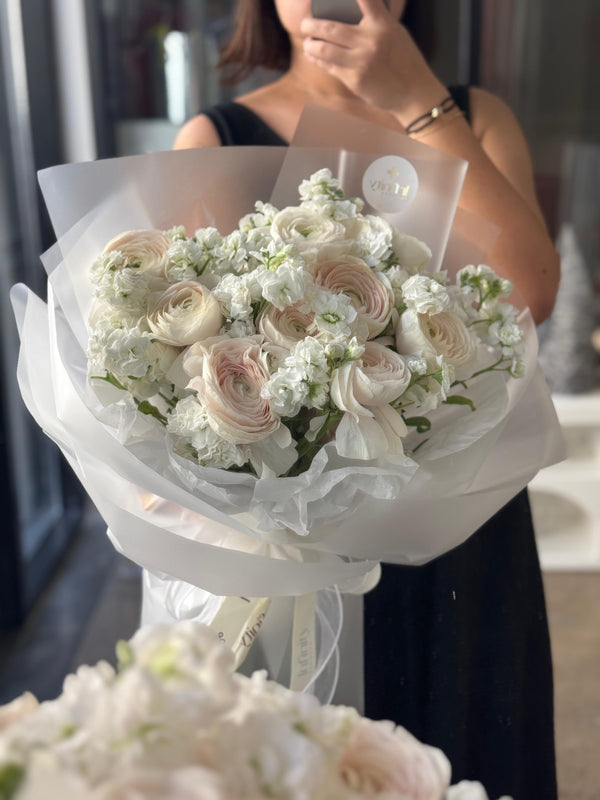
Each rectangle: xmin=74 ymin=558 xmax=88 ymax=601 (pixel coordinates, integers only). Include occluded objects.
xmin=301 ymin=0 xmax=560 ymax=323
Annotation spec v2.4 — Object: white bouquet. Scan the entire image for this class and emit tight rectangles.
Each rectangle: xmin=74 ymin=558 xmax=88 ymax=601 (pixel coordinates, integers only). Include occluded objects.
xmin=0 ymin=622 xmax=512 ymax=800
xmin=11 ymin=106 xmax=564 ymax=701
xmin=86 ymin=167 xmax=525 ymax=479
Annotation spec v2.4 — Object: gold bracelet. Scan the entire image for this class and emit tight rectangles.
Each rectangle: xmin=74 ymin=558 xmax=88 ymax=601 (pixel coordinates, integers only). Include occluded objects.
xmin=408 ymin=108 xmax=465 ymax=140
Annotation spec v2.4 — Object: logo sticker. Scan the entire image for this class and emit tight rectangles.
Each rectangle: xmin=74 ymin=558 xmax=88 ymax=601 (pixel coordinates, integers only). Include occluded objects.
xmin=362 ymin=155 xmax=419 ymax=213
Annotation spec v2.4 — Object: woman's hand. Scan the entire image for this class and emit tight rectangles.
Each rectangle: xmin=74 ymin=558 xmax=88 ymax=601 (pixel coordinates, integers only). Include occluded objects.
xmin=300 ymin=0 xmax=445 ymax=118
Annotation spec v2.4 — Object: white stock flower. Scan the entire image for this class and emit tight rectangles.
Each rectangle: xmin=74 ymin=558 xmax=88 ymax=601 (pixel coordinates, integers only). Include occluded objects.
xmin=257 ymin=264 xmax=306 ymax=310
xmin=167 ymin=395 xmax=250 ymax=469
xmin=213 ymin=273 xmax=254 ymax=321
xmin=343 ymin=214 xmax=394 ymax=267
xmin=401 ymin=274 xmax=451 ymax=315
xmin=0 ymin=693 xmax=39 ymax=733
xmin=297 ymin=168 xmax=343 ymax=202
xmin=182 ymin=336 xmax=281 ymax=444
xmin=148 ymin=281 xmax=224 ymax=346
xmin=311 ymin=253 xmax=393 ymax=339
xmin=88 ymin=323 xmax=179 ymax=399
xmin=312 ymin=288 xmax=358 ymax=338
xmin=164 ymin=238 xmax=210 ymax=283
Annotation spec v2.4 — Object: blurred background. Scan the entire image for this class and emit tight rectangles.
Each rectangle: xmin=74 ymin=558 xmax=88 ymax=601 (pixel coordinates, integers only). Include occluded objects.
xmin=0 ymin=1 xmax=598 ymax=797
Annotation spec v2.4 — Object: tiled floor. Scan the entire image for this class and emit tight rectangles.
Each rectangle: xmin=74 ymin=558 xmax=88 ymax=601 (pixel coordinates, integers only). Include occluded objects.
xmin=0 ymin=504 xmax=598 ymax=798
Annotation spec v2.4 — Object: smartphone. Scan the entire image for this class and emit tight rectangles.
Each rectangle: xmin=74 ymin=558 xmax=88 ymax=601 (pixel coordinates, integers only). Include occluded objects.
xmin=311 ymin=0 xmax=389 ymax=25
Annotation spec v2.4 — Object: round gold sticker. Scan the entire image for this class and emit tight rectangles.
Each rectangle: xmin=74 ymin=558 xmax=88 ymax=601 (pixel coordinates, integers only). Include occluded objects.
xmin=362 ymin=156 xmax=419 ymax=213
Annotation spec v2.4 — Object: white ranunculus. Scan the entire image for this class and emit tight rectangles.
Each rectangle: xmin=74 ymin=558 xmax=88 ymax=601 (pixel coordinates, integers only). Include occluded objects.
xmin=270 ymin=206 xmax=345 ymax=252
xmin=257 ymin=303 xmax=317 ymax=350
xmin=395 ymin=308 xmax=478 ymax=370
xmin=338 ymin=718 xmax=451 ymax=799
xmin=391 ymin=230 xmax=432 ymax=271
xmin=401 ymin=274 xmax=451 ymax=315
xmin=311 ymin=253 xmax=394 ymax=339
xmin=148 ymin=281 xmax=224 ymax=346
xmin=183 ymin=336 xmax=281 ymax=444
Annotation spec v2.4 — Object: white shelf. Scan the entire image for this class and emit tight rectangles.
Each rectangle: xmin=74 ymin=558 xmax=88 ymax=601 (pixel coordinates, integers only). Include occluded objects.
xmin=530 ymin=390 xmax=600 ymax=571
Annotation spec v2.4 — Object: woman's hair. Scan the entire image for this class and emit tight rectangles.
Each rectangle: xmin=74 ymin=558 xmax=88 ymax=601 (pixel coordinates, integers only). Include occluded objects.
xmin=219 ymin=0 xmax=436 ymax=84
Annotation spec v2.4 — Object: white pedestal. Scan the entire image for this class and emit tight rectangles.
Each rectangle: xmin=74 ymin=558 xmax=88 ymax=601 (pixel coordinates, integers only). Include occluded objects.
xmin=529 ymin=391 xmax=600 ymax=571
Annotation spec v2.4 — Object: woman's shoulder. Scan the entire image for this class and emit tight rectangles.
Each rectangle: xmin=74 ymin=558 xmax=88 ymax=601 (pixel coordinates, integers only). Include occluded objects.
xmin=172 ymin=82 xmax=287 ymax=150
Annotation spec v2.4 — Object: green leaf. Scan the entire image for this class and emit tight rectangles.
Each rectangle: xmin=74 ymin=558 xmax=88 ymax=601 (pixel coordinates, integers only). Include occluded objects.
xmin=136 ymin=401 xmax=168 ymax=425
xmin=404 ymin=416 xmax=431 ymax=433
xmin=0 ymin=764 xmax=25 ymax=800
xmin=443 ymin=394 xmax=476 ymax=412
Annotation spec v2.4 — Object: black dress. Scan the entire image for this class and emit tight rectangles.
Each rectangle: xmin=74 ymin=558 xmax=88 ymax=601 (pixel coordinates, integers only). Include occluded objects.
xmin=202 ymin=90 xmax=557 ymax=800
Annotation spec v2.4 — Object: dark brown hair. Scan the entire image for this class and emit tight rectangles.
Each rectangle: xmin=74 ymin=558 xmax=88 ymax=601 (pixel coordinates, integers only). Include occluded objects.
xmin=219 ymin=0 xmax=436 ymax=84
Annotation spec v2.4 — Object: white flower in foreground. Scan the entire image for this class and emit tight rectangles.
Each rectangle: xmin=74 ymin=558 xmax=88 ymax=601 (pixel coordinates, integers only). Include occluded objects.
xmin=447 ymin=779 xmax=513 ymax=800
xmin=0 ymin=694 xmax=39 ymax=733
xmin=183 ymin=336 xmax=281 ymax=444
xmin=311 ymin=253 xmax=393 ymax=339
xmin=396 ymin=309 xmax=478 ymax=372
xmin=343 ymin=214 xmax=394 ymax=267
xmin=338 ymin=718 xmax=451 ymax=799
xmin=91 ymin=766 xmax=227 ymax=799
xmin=148 ymin=281 xmax=224 ymax=346
xmin=213 ymin=273 xmax=254 ymax=321
xmin=401 ymin=274 xmax=451 ymax=315
xmin=312 ymin=288 xmax=358 ymax=338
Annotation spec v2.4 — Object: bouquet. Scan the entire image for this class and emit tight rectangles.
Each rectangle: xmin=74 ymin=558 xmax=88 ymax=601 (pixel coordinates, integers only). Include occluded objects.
xmin=87 ymin=168 xmax=525 ymax=478
xmin=0 ymin=622 xmax=512 ymax=800
xmin=11 ymin=106 xmax=564 ymax=701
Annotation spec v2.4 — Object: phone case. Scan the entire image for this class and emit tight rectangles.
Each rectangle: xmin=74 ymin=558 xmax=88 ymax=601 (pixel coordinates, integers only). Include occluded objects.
xmin=311 ymin=0 xmax=389 ymax=25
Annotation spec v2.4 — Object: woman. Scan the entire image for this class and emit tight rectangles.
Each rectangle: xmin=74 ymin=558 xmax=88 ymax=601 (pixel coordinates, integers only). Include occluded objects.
xmin=175 ymin=2 xmax=560 ymax=797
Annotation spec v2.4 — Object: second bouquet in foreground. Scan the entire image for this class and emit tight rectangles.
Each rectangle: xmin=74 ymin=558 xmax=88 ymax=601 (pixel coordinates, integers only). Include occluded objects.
xmin=88 ymin=168 xmax=525 ymax=483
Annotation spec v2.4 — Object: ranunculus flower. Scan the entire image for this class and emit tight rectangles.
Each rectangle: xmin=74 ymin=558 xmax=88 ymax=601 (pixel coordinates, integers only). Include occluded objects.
xmin=331 ymin=341 xmax=411 ymax=414
xmin=338 ymin=718 xmax=451 ymax=799
xmin=102 ymin=229 xmax=170 ymax=276
xmin=391 ymin=230 xmax=432 ymax=270
xmin=183 ymin=337 xmax=280 ymax=443
xmin=270 ymin=206 xmax=345 ymax=252
xmin=311 ymin=253 xmax=394 ymax=338
xmin=256 ymin=303 xmax=317 ymax=350
xmin=395 ymin=309 xmax=477 ymax=370
xmin=148 ymin=281 xmax=224 ymax=346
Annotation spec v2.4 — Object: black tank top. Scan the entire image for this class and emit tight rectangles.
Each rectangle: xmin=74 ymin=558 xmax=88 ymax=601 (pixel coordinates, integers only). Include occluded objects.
xmin=202 ymin=85 xmax=471 ymax=146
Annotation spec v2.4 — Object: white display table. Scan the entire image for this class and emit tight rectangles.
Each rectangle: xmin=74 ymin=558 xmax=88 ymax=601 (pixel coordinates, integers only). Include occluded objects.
xmin=530 ymin=391 xmax=600 ymax=570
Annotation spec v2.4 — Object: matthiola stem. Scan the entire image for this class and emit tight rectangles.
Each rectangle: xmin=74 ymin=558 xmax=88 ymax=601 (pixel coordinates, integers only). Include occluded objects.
xmin=286 ymin=408 xmax=342 ymax=477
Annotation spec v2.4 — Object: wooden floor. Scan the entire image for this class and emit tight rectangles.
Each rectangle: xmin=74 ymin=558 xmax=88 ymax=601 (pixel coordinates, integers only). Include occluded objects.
xmin=0 ymin=504 xmax=598 ymax=799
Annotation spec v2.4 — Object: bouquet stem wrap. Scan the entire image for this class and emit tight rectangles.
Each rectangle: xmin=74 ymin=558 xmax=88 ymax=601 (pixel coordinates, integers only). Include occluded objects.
xmin=11 ymin=106 xmax=564 ymax=705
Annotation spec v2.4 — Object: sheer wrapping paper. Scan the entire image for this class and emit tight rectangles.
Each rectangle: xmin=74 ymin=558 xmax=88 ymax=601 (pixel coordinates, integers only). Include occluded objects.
xmin=11 ymin=106 xmax=564 ymax=705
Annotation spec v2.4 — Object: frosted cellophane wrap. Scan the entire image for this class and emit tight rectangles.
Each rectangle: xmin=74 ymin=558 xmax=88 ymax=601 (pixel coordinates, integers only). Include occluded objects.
xmin=12 ymin=106 xmax=564 ymax=602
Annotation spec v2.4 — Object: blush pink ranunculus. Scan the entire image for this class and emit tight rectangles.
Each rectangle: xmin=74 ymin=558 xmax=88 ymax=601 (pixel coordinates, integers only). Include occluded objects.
xmin=183 ymin=336 xmax=280 ymax=444
xmin=103 ymin=229 xmax=170 ymax=276
xmin=311 ymin=253 xmax=393 ymax=339
xmin=338 ymin=718 xmax=451 ymax=799
xmin=256 ymin=302 xmax=317 ymax=350
xmin=148 ymin=281 xmax=224 ymax=346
